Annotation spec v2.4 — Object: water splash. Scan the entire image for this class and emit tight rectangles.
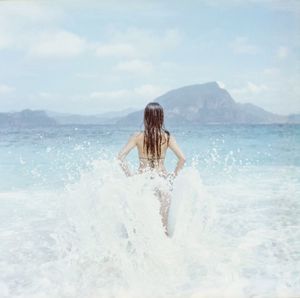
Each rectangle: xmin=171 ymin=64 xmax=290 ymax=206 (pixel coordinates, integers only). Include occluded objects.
xmin=0 ymin=158 xmax=299 ymax=298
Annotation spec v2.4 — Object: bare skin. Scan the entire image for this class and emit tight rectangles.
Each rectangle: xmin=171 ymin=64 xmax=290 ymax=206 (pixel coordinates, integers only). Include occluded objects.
xmin=117 ymin=131 xmax=186 ymax=235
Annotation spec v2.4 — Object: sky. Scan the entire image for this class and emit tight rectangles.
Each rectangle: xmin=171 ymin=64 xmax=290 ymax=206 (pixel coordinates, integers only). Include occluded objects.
xmin=0 ymin=0 xmax=299 ymax=115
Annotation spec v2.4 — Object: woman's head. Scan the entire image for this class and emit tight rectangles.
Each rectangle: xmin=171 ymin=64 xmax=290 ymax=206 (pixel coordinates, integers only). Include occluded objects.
xmin=143 ymin=102 xmax=169 ymax=162
xmin=143 ymin=102 xmax=164 ymax=130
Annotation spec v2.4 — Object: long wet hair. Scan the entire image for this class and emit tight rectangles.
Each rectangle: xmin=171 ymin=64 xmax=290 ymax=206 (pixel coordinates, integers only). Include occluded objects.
xmin=143 ymin=102 xmax=170 ymax=161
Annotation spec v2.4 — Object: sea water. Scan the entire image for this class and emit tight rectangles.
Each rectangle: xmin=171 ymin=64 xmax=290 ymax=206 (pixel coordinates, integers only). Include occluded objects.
xmin=0 ymin=124 xmax=299 ymax=298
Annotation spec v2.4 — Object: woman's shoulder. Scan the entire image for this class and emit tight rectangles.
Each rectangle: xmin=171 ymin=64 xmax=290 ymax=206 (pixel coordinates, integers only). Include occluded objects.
xmin=166 ymin=131 xmax=176 ymax=144
xmin=131 ymin=131 xmax=144 ymax=140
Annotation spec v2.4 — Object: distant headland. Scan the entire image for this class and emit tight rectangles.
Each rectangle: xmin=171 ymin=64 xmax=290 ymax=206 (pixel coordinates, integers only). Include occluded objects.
xmin=1 ymin=82 xmax=299 ymax=127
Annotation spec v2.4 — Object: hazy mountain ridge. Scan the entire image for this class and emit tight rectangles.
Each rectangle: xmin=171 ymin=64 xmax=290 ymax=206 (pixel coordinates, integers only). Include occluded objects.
xmin=119 ymin=82 xmax=292 ymax=125
xmin=46 ymin=108 xmax=136 ymax=125
xmin=288 ymin=114 xmax=300 ymax=123
xmin=0 ymin=82 xmax=299 ymax=127
xmin=0 ymin=109 xmax=57 ymax=127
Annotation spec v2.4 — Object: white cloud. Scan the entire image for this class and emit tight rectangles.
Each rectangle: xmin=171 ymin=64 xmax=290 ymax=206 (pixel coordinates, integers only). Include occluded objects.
xmin=277 ymin=46 xmax=289 ymax=59
xmin=95 ymin=43 xmax=137 ymax=58
xmin=90 ymin=89 xmax=131 ymax=100
xmin=0 ymin=84 xmax=15 ymax=95
xmin=38 ymin=91 xmax=62 ymax=99
xmin=90 ymin=84 xmax=165 ymax=101
xmin=263 ymin=67 xmax=280 ymax=75
xmin=0 ymin=2 xmax=64 ymax=51
xmin=0 ymin=2 xmax=62 ymax=22
xmin=163 ymin=29 xmax=182 ymax=48
xmin=229 ymin=36 xmax=260 ymax=54
xmin=75 ymin=73 xmax=98 ymax=79
xmin=216 ymin=81 xmax=226 ymax=89
xmin=0 ymin=3 xmax=87 ymax=59
xmin=95 ymin=27 xmax=182 ymax=59
xmin=201 ymin=0 xmax=300 ymax=14
xmin=29 ymin=30 xmax=87 ymax=58
xmin=23 ymin=84 xmax=167 ymax=113
xmin=0 ymin=33 xmax=13 ymax=50
xmin=115 ymin=59 xmax=154 ymax=74
xmin=230 ymin=81 xmax=268 ymax=97
xmin=133 ymin=84 xmax=166 ymax=99
xmin=243 ymin=75 xmax=300 ymax=114
xmin=0 ymin=1 xmax=182 ymax=61
xmin=88 ymin=84 xmax=167 ymax=110
xmin=258 ymin=0 xmax=300 ymax=14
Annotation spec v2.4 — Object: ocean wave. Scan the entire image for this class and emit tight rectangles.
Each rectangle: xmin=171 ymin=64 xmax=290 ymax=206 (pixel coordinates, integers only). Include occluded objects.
xmin=0 ymin=159 xmax=299 ymax=298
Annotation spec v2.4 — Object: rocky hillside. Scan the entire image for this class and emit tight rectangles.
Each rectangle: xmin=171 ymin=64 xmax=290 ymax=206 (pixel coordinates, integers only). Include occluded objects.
xmin=0 ymin=109 xmax=57 ymax=127
xmin=119 ymin=82 xmax=287 ymax=125
xmin=1 ymin=82 xmax=299 ymax=127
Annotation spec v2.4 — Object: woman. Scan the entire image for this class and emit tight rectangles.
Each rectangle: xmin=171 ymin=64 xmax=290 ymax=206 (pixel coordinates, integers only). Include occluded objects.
xmin=117 ymin=102 xmax=186 ymax=235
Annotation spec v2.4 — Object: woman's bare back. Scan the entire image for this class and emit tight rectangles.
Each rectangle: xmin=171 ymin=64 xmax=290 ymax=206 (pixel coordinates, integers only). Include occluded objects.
xmin=135 ymin=131 xmax=169 ymax=175
xmin=117 ymin=130 xmax=185 ymax=178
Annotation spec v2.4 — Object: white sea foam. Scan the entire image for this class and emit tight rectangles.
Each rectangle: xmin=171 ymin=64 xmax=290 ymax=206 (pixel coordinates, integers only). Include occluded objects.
xmin=0 ymin=159 xmax=299 ymax=298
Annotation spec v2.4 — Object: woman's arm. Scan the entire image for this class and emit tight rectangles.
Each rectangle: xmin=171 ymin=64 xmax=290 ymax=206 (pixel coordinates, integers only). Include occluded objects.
xmin=168 ymin=135 xmax=186 ymax=176
xmin=117 ymin=133 xmax=138 ymax=176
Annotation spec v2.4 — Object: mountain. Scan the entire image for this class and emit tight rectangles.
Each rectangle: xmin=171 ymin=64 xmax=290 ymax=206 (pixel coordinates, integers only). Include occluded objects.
xmin=1 ymin=83 xmax=299 ymax=127
xmin=46 ymin=108 xmax=137 ymax=125
xmin=0 ymin=108 xmax=137 ymax=127
xmin=119 ymin=82 xmax=288 ymax=125
xmin=0 ymin=109 xmax=57 ymax=127
xmin=288 ymin=114 xmax=300 ymax=123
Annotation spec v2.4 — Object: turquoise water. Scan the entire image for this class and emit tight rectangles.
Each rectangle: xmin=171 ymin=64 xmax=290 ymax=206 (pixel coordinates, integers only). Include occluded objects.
xmin=0 ymin=124 xmax=299 ymax=298
xmin=1 ymin=124 xmax=299 ymax=190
